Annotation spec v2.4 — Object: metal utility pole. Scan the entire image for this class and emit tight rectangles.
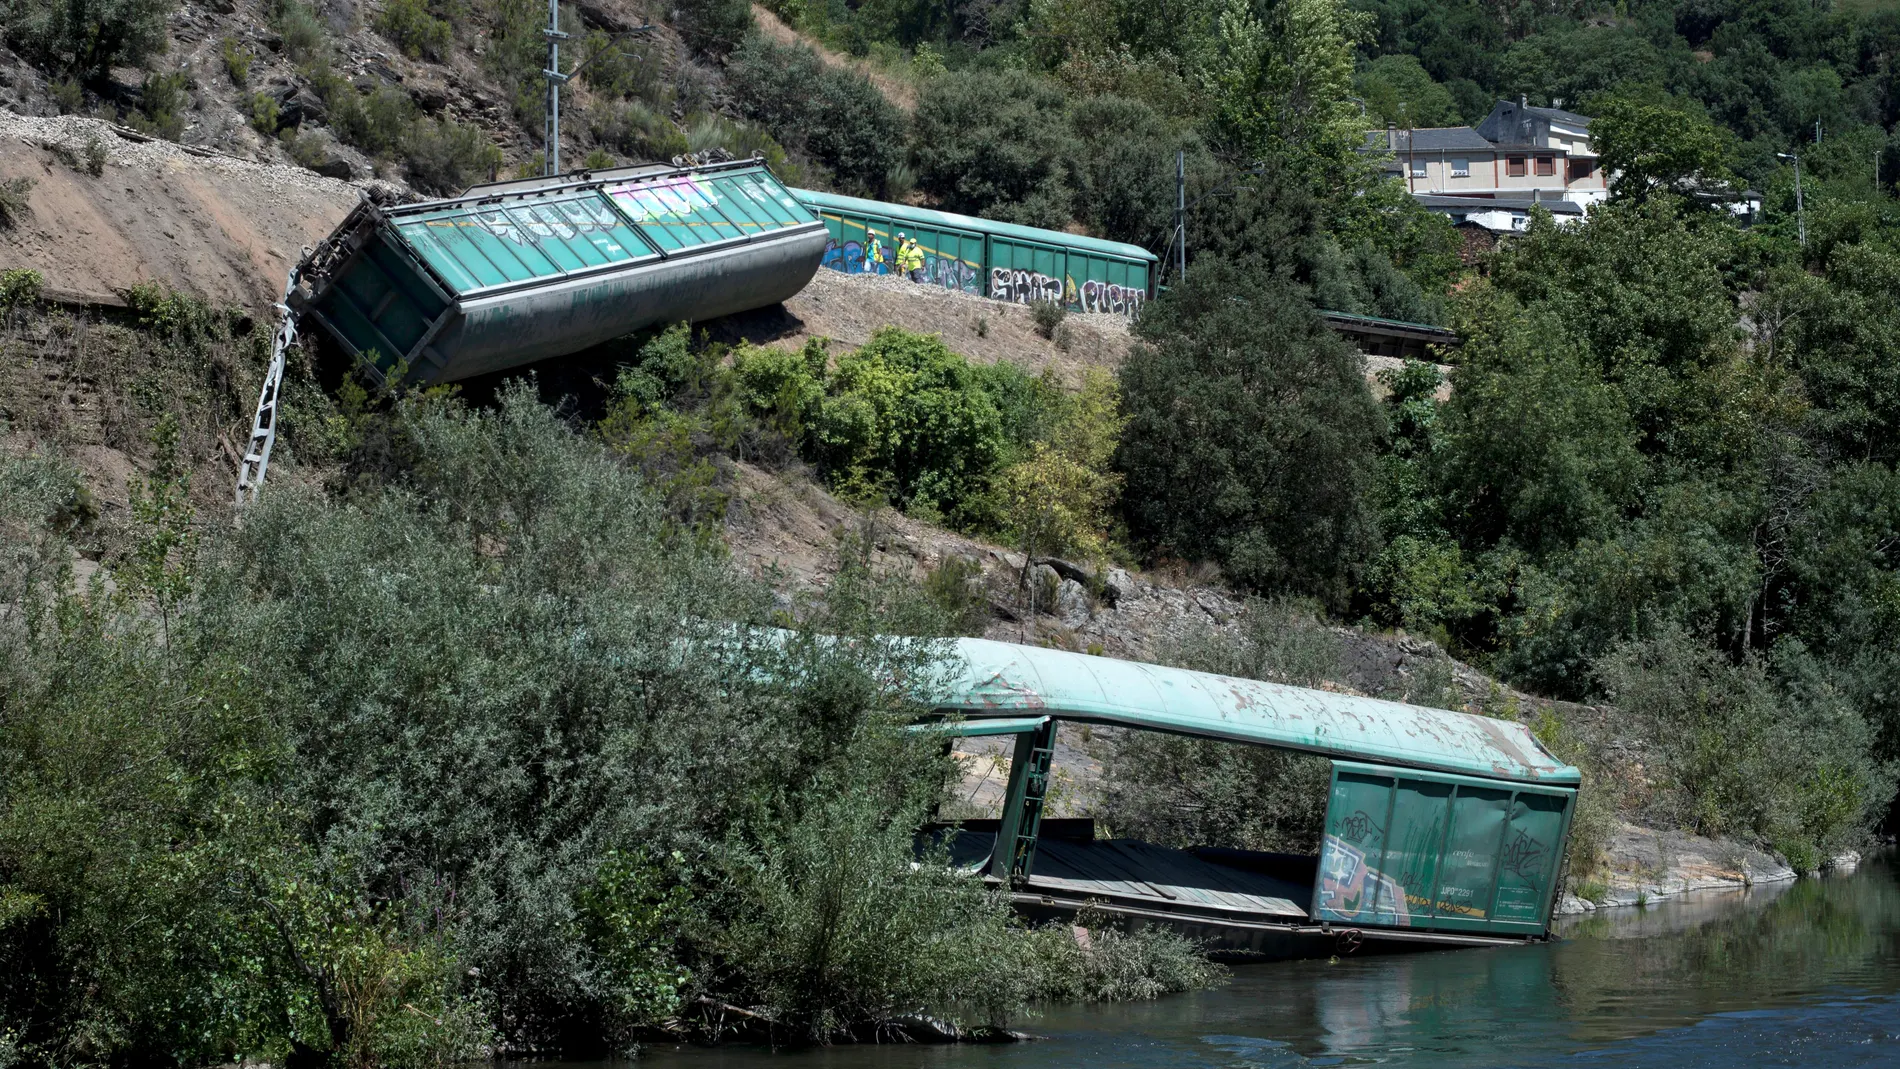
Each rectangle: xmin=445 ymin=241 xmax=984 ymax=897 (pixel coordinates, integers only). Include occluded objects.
xmin=1175 ymin=149 xmax=1186 ymax=283
xmin=544 ymin=0 xmax=568 ymax=176
xmin=1778 ymin=151 xmax=1806 ymax=249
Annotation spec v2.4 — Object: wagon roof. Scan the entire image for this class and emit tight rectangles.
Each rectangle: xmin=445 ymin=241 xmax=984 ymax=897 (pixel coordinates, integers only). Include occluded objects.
xmin=791 ymin=188 xmax=1158 ymax=264
xmin=917 ymin=637 xmax=1580 ymax=786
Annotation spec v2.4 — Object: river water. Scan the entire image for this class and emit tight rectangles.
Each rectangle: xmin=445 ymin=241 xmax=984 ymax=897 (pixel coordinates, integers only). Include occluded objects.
xmin=639 ymin=854 xmax=1900 ymax=1067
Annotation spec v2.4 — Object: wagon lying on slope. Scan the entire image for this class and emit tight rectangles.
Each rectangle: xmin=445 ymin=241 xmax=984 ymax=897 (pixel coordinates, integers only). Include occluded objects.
xmin=289 ymin=159 xmax=827 ymax=385
xmin=911 ymin=638 xmax=1580 ymax=958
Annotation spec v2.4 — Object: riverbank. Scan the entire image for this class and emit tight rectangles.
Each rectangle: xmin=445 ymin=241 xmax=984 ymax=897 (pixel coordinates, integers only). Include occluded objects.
xmin=1558 ymin=822 xmax=1797 ymax=913
xmin=636 ymin=856 xmax=1900 ymax=1069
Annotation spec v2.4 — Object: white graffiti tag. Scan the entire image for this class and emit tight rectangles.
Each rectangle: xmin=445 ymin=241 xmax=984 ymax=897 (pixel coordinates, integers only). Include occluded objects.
xmin=1081 ymin=279 xmax=1145 ymax=317
xmin=989 ymin=268 xmax=1065 ymax=305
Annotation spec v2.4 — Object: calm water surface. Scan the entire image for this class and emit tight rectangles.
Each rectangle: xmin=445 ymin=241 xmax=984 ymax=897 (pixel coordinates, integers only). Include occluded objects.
xmin=639 ymin=856 xmax=1900 ymax=1067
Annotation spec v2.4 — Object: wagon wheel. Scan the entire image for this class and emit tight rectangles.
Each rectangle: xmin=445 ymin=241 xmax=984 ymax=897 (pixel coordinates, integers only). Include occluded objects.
xmin=1337 ymin=928 xmax=1364 ymax=955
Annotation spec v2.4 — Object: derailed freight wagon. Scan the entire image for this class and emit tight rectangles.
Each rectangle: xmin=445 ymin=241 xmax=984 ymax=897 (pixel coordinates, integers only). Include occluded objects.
xmin=791 ymin=188 xmax=1156 ymax=318
xmin=911 ymin=638 xmax=1579 ymax=958
xmin=290 ymin=159 xmax=827 ymax=384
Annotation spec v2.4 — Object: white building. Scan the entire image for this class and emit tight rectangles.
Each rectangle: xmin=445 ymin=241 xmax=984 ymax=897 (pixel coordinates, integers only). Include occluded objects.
xmin=1371 ymin=98 xmax=1609 ymax=232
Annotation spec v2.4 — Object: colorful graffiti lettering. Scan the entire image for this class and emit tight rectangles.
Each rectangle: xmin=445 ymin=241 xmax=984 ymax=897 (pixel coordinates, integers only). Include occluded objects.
xmin=821 ymin=241 xmax=1144 ymax=317
xmin=990 ymin=270 xmax=1147 ymax=319
xmin=821 ymin=238 xmax=878 ymax=275
xmin=1315 ymin=834 xmax=1412 ymax=927
xmin=821 ymin=238 xmax=981 ymax=294
xmin=1080 ymin=279 xmax=1145 ymax=317
xmin=928 ymin=254 xmax=981 ymax=293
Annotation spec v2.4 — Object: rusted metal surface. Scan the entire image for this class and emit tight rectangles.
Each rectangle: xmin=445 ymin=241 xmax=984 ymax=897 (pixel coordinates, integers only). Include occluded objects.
xmin=916 ymin=637 xmax=1580 ymax=786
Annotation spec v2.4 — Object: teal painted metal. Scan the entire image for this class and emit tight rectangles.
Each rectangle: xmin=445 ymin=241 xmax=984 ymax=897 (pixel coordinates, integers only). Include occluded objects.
xmin=989 ymin=717 xmax=1058 ymax=882
xmin=1313 ymin=760 xmax=1573 ymax=935
xmin=906 ymin=716 xmax=1051 ymax=738
xmin=790 ymin=188 xmax=1155 ymax=316
xmin=293 ymin=159 xmax=826 ymax=384
xmin=918 ymin=637 xmax=1579 ymax=786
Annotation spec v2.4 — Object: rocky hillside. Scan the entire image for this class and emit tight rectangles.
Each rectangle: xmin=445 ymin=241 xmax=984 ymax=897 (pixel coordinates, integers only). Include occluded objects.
xmin=0 ymin=103 xmax=1850 ymax=921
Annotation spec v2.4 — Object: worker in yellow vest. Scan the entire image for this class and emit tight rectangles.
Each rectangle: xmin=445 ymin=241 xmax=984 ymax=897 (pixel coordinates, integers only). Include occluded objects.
xmin=897 ymin=234 xmax=926 ymax=282
xmin=865 ymin=234 xmax=886 ymax=274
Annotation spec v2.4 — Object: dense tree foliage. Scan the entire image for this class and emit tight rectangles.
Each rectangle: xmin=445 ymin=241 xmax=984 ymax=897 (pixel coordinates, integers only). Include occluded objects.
xmin=0 ymin=377 xmax=1216 ymax=1064
xmin=1117 ymin=261 xmax=1383 ymax=603
xmin=726 ymin=33 xmax=905 ymax=196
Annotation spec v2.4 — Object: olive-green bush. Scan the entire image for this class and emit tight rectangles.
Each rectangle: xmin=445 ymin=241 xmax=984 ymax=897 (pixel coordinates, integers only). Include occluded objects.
xmin=3 ymin=382 xmax=1211 ymax=1063
xmin=726 ymin=33 xmax=904 ymax=196
xmin=1117 ymin=262 xmax=1383 ymax=603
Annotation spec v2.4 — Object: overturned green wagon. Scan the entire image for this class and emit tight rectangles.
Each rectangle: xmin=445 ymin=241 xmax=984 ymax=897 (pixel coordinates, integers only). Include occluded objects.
xmin=290 ymin=159 xmax=827 ymax=384
xmin=911 ymin=638 xmax=1579 ymax=958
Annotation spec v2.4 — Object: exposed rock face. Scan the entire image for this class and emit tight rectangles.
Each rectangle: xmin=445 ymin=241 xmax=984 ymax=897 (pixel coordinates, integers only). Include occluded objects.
xmin=1555 ymin=822 xmax=1796 ymax=914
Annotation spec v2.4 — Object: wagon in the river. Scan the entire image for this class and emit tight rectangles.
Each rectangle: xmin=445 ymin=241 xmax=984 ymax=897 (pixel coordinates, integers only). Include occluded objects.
xmin=911 ymin=638 xmax=1580 ymax=959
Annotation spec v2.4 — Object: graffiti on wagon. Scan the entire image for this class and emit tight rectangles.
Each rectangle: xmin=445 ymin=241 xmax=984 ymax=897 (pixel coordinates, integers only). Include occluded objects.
xmin=990 ymin=269 xmax=1147 ymax=318
xmin=822 ymin=237 xmax=981 ymax=294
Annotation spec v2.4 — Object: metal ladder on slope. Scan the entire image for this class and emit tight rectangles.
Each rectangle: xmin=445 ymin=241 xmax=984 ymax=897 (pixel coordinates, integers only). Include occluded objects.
xmin=235 ymin=260 xmax=304 ymax=506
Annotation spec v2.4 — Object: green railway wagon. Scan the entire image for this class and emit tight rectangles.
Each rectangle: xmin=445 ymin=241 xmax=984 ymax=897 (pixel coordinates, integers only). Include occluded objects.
xmin=909 ymin=636 xmax=1579 ymax=959
xmin=790 ymin=188 xmax=1156 ymax=317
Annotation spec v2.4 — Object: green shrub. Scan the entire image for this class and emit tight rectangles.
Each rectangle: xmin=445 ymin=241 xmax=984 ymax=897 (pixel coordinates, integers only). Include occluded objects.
xmin=1595 ymin=627 xmax=1892 ymax=860
xmin=49 ymin=76 xmax=83 ymax=113
xmin=331 ymin=85 xmax=417 ymax=157
xmin=577 ymin=27 xmax=666 ymax=101
xmin=125 ymin=70 xmax=189 ymax=141
xmin=124 ymin=281 xmax=226 ymax=347
xmin=0 ymin=177 xmax=33 ymax=229
xmin=576 ymin=850 xmax=696 ymax=1030
xmin=50 ymin=133 xmax=109 ymax=175
xmin=920 ymin=555 xmax=991 ymax=636
xmin=1030 ymin=298 xmax=1067 ymax=339
xmin=220 ymin=34 xmax=250 ymax=85
xmin=270 ymin=0 xmax=327 ymax=60
xmin=1017 ymin=910 xmax=1224 ymax=1002
xmin=671 ymin=0 xmax=752 ymax=56
xmin=716 ymin=769 xmax=1023 ymax=1039
xmin=373 ymin=0 xmax=452 ymax=59
xmin=0 ymin=268 xmax=43 ymax=324
xmin=401 ymin=117 xmax=501 ymax=194
xmin=733 ymin=339 xmax=828 ymax=445
xmin=1118 ymin=262 xmax=1382 ymax=603
xmin=250 ymin=91 xmax=282 ymax=134
xmin=586 ymin=98 xmax=690 ymax=162
xmin=726 ymin=33 xmax=902 ymax=196
xmin=4 ymin=0 xmax=174 ymax=77
xmin=911 ymin=68 xmax=1078 ymax=228
xmin=283 ymin=128 xmax=335 ymax=172
xmin=809 ymin=327 xmax=1009 ymax=520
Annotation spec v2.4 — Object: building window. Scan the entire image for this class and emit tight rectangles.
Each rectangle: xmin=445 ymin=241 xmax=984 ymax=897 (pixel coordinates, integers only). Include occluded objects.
xmin=1568 ymin=158 xmax=1595 ymax=182
xmin=1535 ymin=155 xmax=1556 ymax=176
xmin=1450 ymin=158 xmax=1470 ymax=177
xmin=1410 ymin=157 xmax=1427 ymax=177
xmin=1507 ymin=155 xmax=1527 ymax=177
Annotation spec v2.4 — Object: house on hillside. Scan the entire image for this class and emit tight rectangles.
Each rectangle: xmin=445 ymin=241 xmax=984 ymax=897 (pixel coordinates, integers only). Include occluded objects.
xmin=1370 ymin=97 xmax=1608 ymax=235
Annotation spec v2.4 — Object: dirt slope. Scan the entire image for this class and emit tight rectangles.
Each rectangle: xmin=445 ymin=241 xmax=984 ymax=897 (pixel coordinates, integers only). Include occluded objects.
xmin=749 ymin=4 xmax=917 ymax=112
xmin=0 ymin=113 xmax=363 ymax=308
xmin=709 ymin=269 xmax=1132 ymax=382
